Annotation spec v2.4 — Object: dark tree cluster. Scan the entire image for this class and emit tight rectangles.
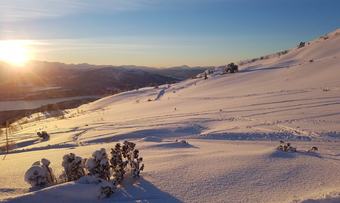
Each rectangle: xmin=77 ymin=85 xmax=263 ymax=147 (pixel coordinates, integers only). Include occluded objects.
xmin=225 ymin=63 xmax=239 ymax=73
xmin=298 ymin=42 xmax=306 ymax=48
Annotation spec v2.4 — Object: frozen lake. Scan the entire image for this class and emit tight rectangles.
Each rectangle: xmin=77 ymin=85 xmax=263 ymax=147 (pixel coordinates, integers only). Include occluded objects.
xmin=0 ymin=96 xmax=100 ymax=111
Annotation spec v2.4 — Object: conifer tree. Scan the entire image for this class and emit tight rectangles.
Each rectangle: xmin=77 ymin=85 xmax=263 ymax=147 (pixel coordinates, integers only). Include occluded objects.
xmin=110 ymin=143 xmax=127 ymax=183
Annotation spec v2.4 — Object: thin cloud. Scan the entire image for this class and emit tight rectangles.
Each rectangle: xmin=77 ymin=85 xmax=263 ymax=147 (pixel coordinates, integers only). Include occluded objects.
xmin=0 ymin=0 xmax=154 ymax=22
xmin=0 ymin=0 xmax=234 ymax=22
xmin=32 ymin=37 xmax=195 ymax=52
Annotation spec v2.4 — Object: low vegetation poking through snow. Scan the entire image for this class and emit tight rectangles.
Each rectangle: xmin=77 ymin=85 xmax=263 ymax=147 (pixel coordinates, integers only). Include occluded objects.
xmin=277 ymin=141 xmax=297 ymax=152
xmin=24 ymin=141 xmax=144 ymax=199
xmin=176 ymin=139 xmax=189 ymax=145
xmin=36 ymin=131 xmax=50 ymax=141
xmin=308 ymin=146 xmax=319 ymax=153
xmin=277 ymin=141 xmax=320 ymax=155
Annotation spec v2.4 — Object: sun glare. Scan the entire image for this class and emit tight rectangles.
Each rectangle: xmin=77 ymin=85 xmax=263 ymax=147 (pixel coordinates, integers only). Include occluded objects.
xmin=0 ymin=40 xmax=32 ymax=67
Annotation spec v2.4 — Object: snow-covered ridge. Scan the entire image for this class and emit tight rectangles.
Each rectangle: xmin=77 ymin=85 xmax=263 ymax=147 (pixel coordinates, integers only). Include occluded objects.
xmin=240 ymin=28 xmax=340 ymax=67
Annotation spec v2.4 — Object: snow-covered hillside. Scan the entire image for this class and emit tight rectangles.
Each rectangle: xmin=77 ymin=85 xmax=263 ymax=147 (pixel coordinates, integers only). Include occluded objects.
xmin=1 ymin=29 xmax=340 ymax=203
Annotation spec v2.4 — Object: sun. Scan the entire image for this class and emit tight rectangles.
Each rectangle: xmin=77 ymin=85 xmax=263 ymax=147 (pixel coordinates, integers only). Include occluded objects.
xmin=0 ymin=40 xmax=32 ymax=67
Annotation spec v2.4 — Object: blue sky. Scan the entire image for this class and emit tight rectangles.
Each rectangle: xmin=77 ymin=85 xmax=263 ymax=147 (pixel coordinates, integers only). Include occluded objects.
xmin=0 ymin=0 xmax=339 ymax=67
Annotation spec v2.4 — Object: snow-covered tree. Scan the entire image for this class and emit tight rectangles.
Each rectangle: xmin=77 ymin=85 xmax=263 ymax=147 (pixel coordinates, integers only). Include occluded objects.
xmin=61 ymin=153 xmax=86 ymax=181
xmin=130 ymin=149 xmax=144 ymax=178
xmin=24 ymin=158 xmax=55 ymax=187
xmin=110 ymin=143 xmax=127 ymax=183
xmin=122 ymin=141 xmax=144 ymax=178
xmin=85 ymin=148 xmax=111 ymax=180
xmin=122 ymin=141 xmax=135 ymax=159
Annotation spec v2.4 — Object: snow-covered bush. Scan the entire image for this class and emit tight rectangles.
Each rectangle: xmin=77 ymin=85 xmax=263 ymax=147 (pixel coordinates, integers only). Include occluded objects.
xmin=77 ymin=176 xmax=115 ymax=199
xmin=308 ymin=146 xmax=318 ymax=152
xmin=122 ymin=141 xmax=136 ymax=159
xmin=110 ymin=141 xmax=144 ymax=183
xmin=85 ymin=148 xmax=111 ymax=180
xmin=98 ymin=181 xmax=115 ymax=199
xmin=122 ymin=141 xmax=144 ymax=178
xmin=110 ymin=143 xmax=127 ymax=183
xmin=77 ymin=175 xmax=102 ymax=184
xmin=277 ymin=141 xmax=297 ymax=152
xmin=24 ymin=158 xmax=55 ymax=187
xmin=130 ymin=149 xmax=144 ymax=178
xmin=61 ymin=153 xmax=86 ymax=181
xmin=37 ymin=131 xmax=50 ymax=141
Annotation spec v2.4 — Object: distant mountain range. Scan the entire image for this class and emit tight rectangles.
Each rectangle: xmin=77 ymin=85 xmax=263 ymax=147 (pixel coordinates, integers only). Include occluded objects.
xmin=0 ymin=61 xmax=207 ymax=101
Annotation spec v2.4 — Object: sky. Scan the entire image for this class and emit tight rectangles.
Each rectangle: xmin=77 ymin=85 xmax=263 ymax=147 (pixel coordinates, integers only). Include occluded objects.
xmin=0 ymin=0 xmax=339 ymax=67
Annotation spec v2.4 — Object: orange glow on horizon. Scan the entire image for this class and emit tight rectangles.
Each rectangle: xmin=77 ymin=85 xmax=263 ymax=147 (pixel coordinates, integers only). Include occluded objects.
xmin=0 ymin=40 xmax=33 ymax=67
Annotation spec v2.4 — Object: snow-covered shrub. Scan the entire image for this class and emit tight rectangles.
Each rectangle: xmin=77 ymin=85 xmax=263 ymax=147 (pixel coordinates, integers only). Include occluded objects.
xmin=122 ymin=141 xmax=136 ymax=158
xmin=61 ymin=153 xmax=86 ymax=181
xmin=98 ymin=181 xmax=115 ymax=199
xmin=122 ymin=141 xmax=144 ymax=178
xmin=110 ymin=141 xmax=144 ymax=183
xmin=85 ymin=148 xmax=111 ymax=180
xmin=277 ymin=141 xmax=297 ymax=152
xmin=77 ymin=175 xmax=102 ymax=184
xmin=308 ymin=146 xmax=318 ymax=152
xmin=24 ymin=158 xmax=55 ymax=187
xmin=37 ymin=131 xmax=50 ymax=141
xmin=110 ymin=143 xmax=127 ymax=183
xmin=76 ymin=176 xmax=116 ymax=199
xmin=130 ymin=149 xmax=144 ymax=178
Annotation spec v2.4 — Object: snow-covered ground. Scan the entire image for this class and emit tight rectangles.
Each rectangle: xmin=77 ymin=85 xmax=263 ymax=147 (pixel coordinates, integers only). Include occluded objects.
xmin=1 ymin=29 xmax=340 ymax=203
